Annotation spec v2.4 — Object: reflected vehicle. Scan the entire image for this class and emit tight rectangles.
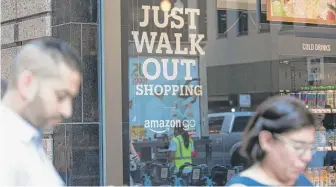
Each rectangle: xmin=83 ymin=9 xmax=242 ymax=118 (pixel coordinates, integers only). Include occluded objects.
xmin=208 ymin=112 xmax=253 ymax=169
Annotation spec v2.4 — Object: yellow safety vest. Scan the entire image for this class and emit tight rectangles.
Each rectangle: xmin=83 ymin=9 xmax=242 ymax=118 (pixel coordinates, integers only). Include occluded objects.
xmin=172 ymin=135 xmax=193 ymax=170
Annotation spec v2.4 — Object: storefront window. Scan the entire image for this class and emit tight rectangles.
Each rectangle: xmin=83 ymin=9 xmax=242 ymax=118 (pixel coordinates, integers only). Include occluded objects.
xmin=217 ymin=9 xmax=228 ymax=37
xmin=238 ymin=10 xmax=249 ymax=35
xmin=259 ymin=1 xmax=270 ymax=33
xmin=124 ymin=0 xmax=336 ymax=185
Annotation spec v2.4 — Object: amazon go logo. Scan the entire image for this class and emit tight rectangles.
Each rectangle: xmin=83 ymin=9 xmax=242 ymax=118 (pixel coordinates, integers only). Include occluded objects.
xmin=144 ymin=119 xmax=196 ymax=134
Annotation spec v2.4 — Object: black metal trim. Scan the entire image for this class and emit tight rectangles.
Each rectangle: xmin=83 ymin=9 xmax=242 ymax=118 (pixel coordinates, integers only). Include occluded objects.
xmin=121 ymin=0 xmax=130 ymax=185
xmin=97 ymin=0 xmax=104 ymax=185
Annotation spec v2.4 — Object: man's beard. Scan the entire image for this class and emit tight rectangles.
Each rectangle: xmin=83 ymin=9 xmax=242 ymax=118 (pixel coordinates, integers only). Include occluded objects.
xmin=21 ymin=95 xmax=59 ymax=129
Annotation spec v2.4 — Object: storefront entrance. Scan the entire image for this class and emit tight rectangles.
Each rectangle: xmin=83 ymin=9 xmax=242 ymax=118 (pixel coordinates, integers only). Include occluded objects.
xmin=100 ymin=0 xmax=336 ymax=185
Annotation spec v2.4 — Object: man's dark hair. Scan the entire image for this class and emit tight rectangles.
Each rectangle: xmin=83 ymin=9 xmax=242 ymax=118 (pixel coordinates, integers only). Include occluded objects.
xmin=31 ymin=37 xmax=82 ymax=72
xmin=8 ymin=37 xmax=82 ymax=87
xmin=1 ymin=79 xmax=7 ymax=99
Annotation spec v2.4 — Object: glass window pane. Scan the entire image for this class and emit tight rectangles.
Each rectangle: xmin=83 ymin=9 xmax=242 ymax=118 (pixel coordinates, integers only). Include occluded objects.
xmin=209 ymin=116 xmax=224 ymax=134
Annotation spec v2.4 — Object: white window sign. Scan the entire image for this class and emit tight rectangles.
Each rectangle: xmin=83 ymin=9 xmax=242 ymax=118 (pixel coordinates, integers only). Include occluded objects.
xmin=239 ymin=94 xmax=251 ymax=108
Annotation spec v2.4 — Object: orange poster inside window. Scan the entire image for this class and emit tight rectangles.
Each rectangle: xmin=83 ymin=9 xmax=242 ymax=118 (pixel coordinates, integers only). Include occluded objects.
xmin=267 ymin=0 xmax=336 ymax=25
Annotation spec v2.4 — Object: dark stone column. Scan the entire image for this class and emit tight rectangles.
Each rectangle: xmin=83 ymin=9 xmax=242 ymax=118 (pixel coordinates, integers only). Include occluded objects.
xmin=51 ymin=0 xmax=99 ymax=186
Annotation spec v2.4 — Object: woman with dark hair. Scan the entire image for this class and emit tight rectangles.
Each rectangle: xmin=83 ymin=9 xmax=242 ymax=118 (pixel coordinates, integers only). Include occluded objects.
xmin=226 ymin=95 xmax=316 ymax=186
xmin=168 ymin=124 xmax=196 ymax=173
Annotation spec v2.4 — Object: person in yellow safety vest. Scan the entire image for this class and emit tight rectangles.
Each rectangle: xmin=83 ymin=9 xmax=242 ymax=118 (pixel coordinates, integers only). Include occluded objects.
xmin=168 ymin=125 xmax=196 ymax=173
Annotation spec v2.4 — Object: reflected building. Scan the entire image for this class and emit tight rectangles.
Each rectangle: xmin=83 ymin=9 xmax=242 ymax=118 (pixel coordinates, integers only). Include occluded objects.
xmin=205 ymin=0 xmax=336 ymax=113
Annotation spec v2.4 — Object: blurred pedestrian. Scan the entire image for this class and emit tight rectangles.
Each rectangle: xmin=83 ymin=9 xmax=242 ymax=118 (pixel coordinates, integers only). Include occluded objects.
xmin=226 ymin=95 xmax=316 ymax=186
xmin=0 ymin=37 xmax=82 ymax=186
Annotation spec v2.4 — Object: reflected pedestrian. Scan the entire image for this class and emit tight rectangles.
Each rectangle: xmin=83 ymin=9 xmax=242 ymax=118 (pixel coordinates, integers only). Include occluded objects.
xmin=168 ymin=125 xmax=196 ymax=173
xmin=226 ymin=95 xmax=316 ymax=186
xmin=0 ymin=37 xmax=82 ymax=186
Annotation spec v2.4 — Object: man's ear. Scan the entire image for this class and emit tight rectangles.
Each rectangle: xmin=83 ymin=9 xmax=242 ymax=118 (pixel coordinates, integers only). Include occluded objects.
xmin=258 ymin=130 xmax=274 ymax=152
xmin=17 ymin=70 xmax=39 ymax=101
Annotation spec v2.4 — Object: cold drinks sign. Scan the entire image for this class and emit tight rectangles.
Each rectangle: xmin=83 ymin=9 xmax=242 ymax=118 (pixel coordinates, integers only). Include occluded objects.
xmin=278 ymin=35 xmax=335 ymax=57
xmin=302 ymin=43 xmax=331 ymax=52
xmin=129 ymin=5 xmax=205 ymax=139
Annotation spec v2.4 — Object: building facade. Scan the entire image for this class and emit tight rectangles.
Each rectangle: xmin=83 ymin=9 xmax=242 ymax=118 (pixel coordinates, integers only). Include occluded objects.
xmin=206 ymin=0 xmax=336 ymax=112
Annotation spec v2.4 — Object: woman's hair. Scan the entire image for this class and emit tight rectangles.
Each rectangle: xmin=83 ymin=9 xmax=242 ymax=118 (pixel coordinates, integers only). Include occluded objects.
xmin=175 ymin=124 xmax=190 ymax=148
xmin=240 ymin=95 xmax=316 ymax=164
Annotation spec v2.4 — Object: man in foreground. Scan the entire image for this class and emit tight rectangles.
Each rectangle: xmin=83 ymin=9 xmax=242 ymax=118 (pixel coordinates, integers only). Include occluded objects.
xmin=0 ymin=37 xmax=82 ymax=186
